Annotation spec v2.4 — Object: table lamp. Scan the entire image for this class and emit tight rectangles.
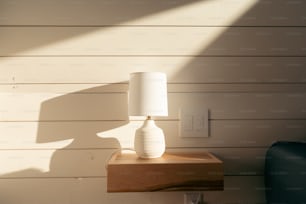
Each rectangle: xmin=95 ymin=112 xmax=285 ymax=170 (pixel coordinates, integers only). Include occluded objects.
xmin=128 ymin=72 xmax=168 ymax=159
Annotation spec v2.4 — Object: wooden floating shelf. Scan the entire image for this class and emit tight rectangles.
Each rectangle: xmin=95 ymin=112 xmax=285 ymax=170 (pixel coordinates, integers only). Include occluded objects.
xmin=107 ymin=151 xmax=224 ymax=192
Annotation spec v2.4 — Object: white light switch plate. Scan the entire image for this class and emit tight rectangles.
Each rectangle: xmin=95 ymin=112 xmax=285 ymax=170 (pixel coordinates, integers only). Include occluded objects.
xmin=179 ymin=107 xmax=209 ymax=138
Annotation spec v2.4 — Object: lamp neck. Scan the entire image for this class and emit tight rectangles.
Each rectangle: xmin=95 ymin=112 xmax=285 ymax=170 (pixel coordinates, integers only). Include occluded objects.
xmin=141 ymin=116 xmax=159 ymax=129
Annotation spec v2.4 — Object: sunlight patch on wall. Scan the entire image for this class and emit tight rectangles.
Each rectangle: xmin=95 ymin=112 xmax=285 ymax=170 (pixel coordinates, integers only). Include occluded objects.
xmin=119 ymin=0 xmax=259 ymax=26
xmin=0 ymin=93 xmax=67 ymax=121
xmin=116 ymin=0 xmax=259 ymax=79
xmin=2 ymin=0 xmax=259 ymax=82
xmin=0 ymin=150 xmax=54 ymax=177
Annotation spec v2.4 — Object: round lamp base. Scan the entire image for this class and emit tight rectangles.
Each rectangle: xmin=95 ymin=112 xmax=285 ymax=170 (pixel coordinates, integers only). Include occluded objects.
xmin=134 ymin=118 xmax=165 ymax=159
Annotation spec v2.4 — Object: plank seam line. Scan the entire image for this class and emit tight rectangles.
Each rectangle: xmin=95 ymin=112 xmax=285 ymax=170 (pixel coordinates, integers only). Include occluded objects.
xmin=1 ymin=55 xmax=306 ymax=58
xmin=1 ymin=25 xmax=306 ymax=28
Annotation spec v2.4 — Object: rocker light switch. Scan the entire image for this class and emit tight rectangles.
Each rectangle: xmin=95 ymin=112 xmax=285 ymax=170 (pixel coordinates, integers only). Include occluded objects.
xmin=179 ymin=107 xmax=209 ymax=138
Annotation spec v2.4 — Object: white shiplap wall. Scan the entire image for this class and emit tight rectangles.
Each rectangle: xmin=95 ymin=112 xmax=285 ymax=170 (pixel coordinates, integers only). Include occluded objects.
xmin=1 ymin=0 xmax=306 ymax=203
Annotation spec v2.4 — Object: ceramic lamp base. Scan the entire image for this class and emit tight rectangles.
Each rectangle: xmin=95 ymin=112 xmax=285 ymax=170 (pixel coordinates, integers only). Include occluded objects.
xmin=134 ymin=118 xmax=165 ymax=159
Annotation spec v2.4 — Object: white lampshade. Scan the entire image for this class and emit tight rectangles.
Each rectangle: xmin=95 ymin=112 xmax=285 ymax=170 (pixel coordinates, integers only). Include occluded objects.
xmin=128 ymin=72 xmax=168 ymax=117
xmin=128 ymin=72 xmax=168 ymax=158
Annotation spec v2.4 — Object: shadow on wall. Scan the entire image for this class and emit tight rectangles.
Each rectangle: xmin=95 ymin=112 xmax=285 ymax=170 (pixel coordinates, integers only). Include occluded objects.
xmin=0 ymin=85 xmax=130 ymax=204
xmin=37 ymin=84 xmax=129 ymax=178
xmin=36 ymin=84 xmax=129 ymax=147
xmin=1 ymin=84 xmax=128 ymax=180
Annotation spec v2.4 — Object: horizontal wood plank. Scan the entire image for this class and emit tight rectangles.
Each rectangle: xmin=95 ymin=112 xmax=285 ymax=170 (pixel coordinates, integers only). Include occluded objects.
xmin=1 ymin=57 xmax=306 ymax=84
xmin=0 ymin=176 xmax=265 ymax=204
xmin=0 ymin=0 xmax=305 ymax=26
xmin=1 ymin=92 xmax=306 ymax=121
xmin=0 ymin=27 xmax=306 ymax=56
xmin=0 ymin=92 xmax=129 ymax=121
xmin=0 ymin=149 xmax=115 ymax=178
xmin=1 ymin=83 xmax=306 ymax=94
xmin=0 ymin=148 xmax=266 ymax=178
xmin=0 ymin=120 xmax=305 ymax=149
xmin=170 ymin=92 xmax=306 ymax=120
xmin=0 ymin=177 xmax=109 ymax=204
